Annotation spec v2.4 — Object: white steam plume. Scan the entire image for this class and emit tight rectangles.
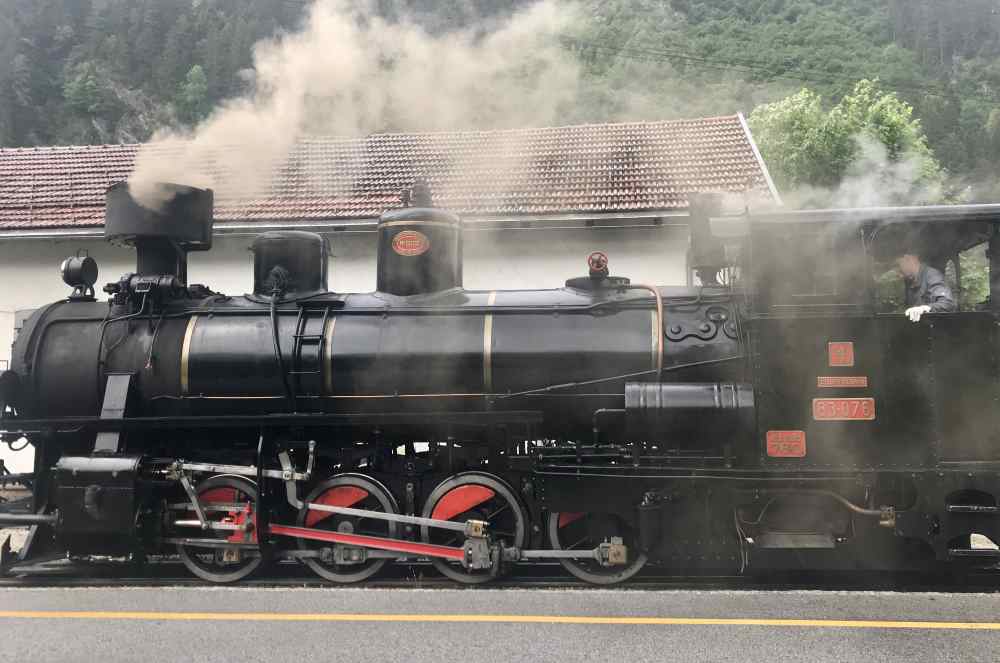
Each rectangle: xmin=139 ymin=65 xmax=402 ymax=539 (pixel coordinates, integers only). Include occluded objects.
xmin=128 ymin=0 xmax=583 ymax=210
xmin=781 ymin=134 xmax=945 ymax=210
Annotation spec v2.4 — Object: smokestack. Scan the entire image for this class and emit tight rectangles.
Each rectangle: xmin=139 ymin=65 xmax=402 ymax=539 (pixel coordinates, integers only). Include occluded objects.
xmin=104 ymin=182 xmax=213 ymax=282
xmin=688 ymin=193 xmax=725 ymax=286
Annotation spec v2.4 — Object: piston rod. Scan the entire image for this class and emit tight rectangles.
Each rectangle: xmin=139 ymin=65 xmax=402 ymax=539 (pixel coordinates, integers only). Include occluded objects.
xmin=0 ymin=512 xmax=58 ymax=526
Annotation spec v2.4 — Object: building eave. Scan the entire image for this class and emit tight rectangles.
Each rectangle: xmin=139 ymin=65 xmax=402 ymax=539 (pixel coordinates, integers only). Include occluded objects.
xmin=737 ymin=111 xmax=783 ymax=207
xmin=0 ymin=210 xmax=691 ymax=241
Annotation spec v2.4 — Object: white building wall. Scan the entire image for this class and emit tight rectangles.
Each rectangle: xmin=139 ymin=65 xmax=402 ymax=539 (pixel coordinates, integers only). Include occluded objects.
xmin=0 ymin=224 xmax=687 ymax=472
xmin=462 ymin=226 xmax=687 ymax=290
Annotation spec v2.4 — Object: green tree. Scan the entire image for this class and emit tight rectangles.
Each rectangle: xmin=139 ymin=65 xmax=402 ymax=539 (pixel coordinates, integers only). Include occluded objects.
xmin=175 ymin=64 xmax=209 ymax=125
xmin=155 ymin=13 xmax=193 ymax=95
xmin=746 ymin=88 xmax=854 ymax=189
xmin=749 ymin=79 xmax=945 ymax=204
xmin=63 ymin=61 xmax=114 ymax=115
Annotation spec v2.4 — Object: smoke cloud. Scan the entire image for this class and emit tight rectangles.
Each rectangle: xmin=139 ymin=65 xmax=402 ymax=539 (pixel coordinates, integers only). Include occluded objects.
xmin=129 ymin=0 xmax=583 ymax=210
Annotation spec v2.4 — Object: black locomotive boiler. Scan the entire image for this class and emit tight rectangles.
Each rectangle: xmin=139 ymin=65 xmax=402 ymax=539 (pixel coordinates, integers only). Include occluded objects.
xmin=3 ymin=181 xmax=1000 ymax=585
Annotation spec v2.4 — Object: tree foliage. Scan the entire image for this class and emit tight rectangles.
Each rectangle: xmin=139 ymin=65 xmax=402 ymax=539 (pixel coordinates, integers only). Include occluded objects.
xmin=64 ymin=61 xmax=116 ymax=115
xmin=749 ymin=79 xmax=944 ymax=203
xmin=175 ymin=65 xmax=209 ymax=125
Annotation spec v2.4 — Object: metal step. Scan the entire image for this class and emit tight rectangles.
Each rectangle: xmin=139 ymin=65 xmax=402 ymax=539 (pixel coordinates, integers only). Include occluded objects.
xmin=0 ymin=496 xmax=33 ymax=514
xmin=947 ymin=504 xmax=999 ymax=514
xmin=948 ymin=547 xmax=1000 ymax=559
xmin=2 ymin=554 xmax=117 ymax=576
xmin=755 ymin=532 xmax=836 ymax=549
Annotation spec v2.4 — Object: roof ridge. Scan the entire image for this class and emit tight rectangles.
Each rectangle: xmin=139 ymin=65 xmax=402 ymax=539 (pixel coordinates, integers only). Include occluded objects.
xmin=0 ymin=115 xmax=743 ymax=153
xmin=0 ymin=142 xmax=141 ymax=153
xmin=341 ymin=115 xmax=742 ymax=140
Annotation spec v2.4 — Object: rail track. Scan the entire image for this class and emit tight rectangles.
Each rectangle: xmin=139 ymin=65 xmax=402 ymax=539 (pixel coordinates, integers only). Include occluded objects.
xmin=3 ymin=558 xmax=999 ymax=592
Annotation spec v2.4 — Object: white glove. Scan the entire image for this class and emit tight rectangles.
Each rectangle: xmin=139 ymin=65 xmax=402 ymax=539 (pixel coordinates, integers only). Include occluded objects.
xmin=905 ymin=305 xmax=932 ymax=322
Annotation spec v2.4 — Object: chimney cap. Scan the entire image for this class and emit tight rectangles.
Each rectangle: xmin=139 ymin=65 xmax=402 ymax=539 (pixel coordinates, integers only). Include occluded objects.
xmin=104 ymin=181 xmax=213 ymax=252
xmin=402 ymin=178 xmax=433 ymax=208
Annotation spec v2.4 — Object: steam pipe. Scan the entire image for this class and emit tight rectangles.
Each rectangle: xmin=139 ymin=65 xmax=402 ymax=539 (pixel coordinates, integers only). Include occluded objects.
xmin=757 ymin=490 xmax=896 ymax=529
xmin=787 ymin=489 xmax=886 ymax=518
xmin=592 ymin=408 xmax=625 ymax=445
xmin=0 ymin=512 xmax=58 ymax=526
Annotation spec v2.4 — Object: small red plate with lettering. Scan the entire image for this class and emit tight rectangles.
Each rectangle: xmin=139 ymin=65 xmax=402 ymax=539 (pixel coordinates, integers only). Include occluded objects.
xmin=392 ymin=230 xmax=430 ymax=256
xmin=813 ymin=397 xmax=875 ymax=421
xmin=766 ymin=430 xmax=806 ymax=458
xmin=828 ymin=342 xmax=855 ymax=367
xmin=817 ymin=376 xmax=869 ymax=388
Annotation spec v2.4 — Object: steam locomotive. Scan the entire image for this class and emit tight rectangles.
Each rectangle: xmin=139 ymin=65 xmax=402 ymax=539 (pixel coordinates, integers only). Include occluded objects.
xmin=3 ymin=181 xmax=1000 ymax=584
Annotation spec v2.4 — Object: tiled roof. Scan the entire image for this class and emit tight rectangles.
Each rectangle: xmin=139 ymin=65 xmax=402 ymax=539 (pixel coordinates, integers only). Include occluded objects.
xmin=0 ymin=115 xmax=776 ymax=230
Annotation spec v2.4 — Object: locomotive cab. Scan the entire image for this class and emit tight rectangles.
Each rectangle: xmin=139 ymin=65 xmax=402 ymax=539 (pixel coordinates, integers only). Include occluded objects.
xmin=734 ymin=205 xmax=1000 ymax=558
xmin=739 ymin=206 xmax=1000 ymax=465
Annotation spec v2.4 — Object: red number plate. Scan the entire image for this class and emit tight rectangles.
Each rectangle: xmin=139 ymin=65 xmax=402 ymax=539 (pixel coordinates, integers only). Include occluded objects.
xmin=812 ymin=397 xmax=875 ymax=421
xmin=766 ymin=430 xmax=806 ymax=457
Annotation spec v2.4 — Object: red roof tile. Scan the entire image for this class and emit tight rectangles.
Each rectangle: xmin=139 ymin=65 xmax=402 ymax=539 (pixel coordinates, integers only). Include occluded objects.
xmin=0 ymin=116 xmax=776 ymax=230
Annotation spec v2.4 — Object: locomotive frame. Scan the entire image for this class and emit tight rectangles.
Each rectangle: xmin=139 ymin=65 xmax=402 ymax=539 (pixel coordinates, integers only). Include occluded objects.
xmin=3 ymin=184 xmax=1000 ymax=585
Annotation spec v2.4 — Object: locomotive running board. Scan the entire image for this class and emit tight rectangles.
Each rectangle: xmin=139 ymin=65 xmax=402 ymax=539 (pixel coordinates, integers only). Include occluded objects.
xmin=0 ymin=410 xmax=545 ymax=435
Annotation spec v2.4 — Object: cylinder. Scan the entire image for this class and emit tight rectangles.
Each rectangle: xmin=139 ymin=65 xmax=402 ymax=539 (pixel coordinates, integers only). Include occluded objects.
xmin=376 ymin=207 xmax=462 ymax=296
xmin=625 ymin=382 xmax=754 ymax=411
xmin=625 ymin=382 xmax=754 ymax=437
xmin=252 ymin=231 xmax=329 ymax=298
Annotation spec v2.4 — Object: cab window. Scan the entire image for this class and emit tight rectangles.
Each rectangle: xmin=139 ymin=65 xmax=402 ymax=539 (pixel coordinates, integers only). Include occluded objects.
xmin=956 ymin=242 xmax=990 ymax=310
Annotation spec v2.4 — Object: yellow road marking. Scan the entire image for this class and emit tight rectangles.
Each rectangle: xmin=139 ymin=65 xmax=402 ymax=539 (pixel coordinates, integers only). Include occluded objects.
xmin=1 ymin=611 xmax=1000 ymax=629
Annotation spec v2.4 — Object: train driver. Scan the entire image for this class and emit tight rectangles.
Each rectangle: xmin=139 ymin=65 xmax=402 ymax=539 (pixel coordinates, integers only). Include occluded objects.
xmin=895 ymin=250 xmax=957 ymax=322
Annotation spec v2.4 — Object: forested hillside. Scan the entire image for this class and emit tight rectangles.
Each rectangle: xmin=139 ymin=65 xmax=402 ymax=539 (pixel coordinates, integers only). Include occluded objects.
xmin=1 ymin=0 xmax=998 ymax=198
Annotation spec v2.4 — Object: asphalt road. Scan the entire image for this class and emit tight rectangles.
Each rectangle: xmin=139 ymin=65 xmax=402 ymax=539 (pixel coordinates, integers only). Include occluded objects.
xmin=2 ymin=586 xmax=1000 ymax=662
